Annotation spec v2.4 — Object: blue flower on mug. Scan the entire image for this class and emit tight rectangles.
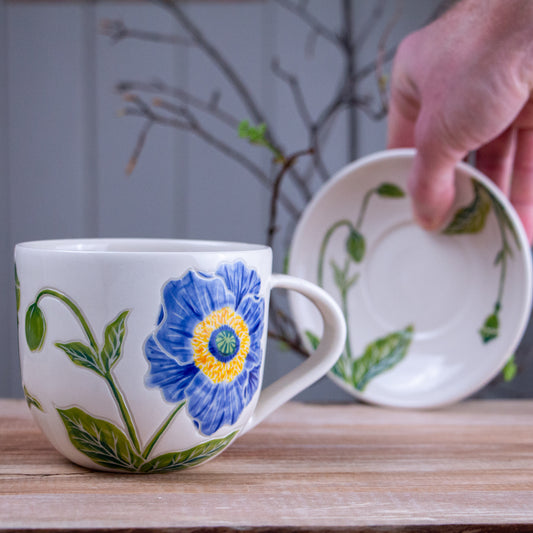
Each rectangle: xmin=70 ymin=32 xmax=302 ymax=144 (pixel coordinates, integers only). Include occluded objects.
xmin=145 ymin=261 xmax=264 ymax=436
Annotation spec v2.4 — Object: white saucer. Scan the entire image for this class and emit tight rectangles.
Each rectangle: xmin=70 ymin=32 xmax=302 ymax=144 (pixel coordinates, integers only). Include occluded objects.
xmin=288 ymin=149 xmax=532 ymax=408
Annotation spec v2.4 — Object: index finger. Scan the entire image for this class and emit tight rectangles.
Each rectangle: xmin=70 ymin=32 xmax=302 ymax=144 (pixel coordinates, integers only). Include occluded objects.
xmin=510 ymin=128 xmax=533 ymax=243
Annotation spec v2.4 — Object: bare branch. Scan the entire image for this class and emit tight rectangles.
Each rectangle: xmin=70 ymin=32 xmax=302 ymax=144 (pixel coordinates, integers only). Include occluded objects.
xmin=155 ymin=0 xmax=268 ymax=126
xmin=268 ymin=328 xmax=309 ymax=359
xmin=271 ymin=57 xmax=313 ymax=129
xmin=125 ymin=119 xmax=154 ymax=175
xmin=267 ymin=148 xmax=314 ymax=248
xmin=273 ymin=0 xmax=340 ymax=48
xmin=354 ymin=47 xmax=396 ymax=83
xmin=100 ymin=19 xmax=192 ymax=46
xmin=121 ymin=92 xmax=157 ymax=120
xmin=123 ymin=95 xmax=301 ymax=219
xmin=116 ymin=79 xmax=241 ymax=129
xmin=374 ymin=3 xmax=404 ymax=117
xmin=354 ymin=0 xmax=387 ymax=49
xmin=153 ymin=0 xmax=316 ymax=207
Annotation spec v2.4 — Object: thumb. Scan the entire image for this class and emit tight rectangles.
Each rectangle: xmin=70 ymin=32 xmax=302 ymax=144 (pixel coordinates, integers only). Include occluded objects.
xmin=410 ymin=122 xmax=465 ymax=230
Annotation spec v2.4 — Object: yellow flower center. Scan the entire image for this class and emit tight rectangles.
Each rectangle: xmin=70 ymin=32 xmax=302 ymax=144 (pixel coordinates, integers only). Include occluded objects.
xmin=191 ymin=307 xmax=250 ymax=384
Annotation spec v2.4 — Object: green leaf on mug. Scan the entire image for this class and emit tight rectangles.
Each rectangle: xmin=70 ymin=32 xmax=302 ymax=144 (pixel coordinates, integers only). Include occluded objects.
xmin=25 ymin=303 xmax=47 ymax=351
xmin=352 ymin=325 xmax=414 ymax=391
xmin=55 ymin=341 xmax=103 ymax=376
xmin=140 ymin=431 xmax=238 ymax=473
xmin=57 ymin=407 xmax=143 ymax=472
xmin=479 ymin=312 xmax=499 ymax=343
xmin=305 ymin=330 xmax=321 ymax=350
xmin=443 ymin=180 xmax=491 ymax=235
xmin=376 ymin=182 xmax=405 ymax=198
xmin=100 ymin=310 xmax=129 ymax=372
xmin=346 ymin=230 xmax=365 ymax=263
xmin=23 ymin=385 xmax=44 ymax=412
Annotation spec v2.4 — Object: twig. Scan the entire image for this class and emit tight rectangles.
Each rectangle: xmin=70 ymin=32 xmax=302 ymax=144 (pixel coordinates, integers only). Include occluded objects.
xmin=354 ymin=46 xmax=397 ymax=83
xmin=123 ymin=98 xmax=301 ymax=219
xmin=155 ymin=0 xmax=314 ymax=206
xmin=354 ymin=0 xmax=387 ymax=49
xmin=374 ymin=3 xmax=404 ymax=118
xmin=156 ymin=0 xmax=268 ymax=127
xmin=117 ymin=79 xmax=241 ymax=129
xmin=268 ymin=329 xmax=309 ymax=358
xmin=267 ymin=148 xmax=314 ymax=248
xmin=273 ymin=0 xmax=340 ymax=49
xmin=126 ymin=119 xmax=153 ymax=176
xmin=341 ymin=0 xmax=357 ymax=160
xmin=271 ymin=57 xmax=313 ymax=129
xmin=100 ymin=19 xmax=192 ymax=46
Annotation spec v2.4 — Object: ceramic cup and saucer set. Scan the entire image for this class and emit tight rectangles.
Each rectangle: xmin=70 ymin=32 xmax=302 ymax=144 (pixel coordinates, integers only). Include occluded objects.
xmin=15 ymin=148 xmax=532 ymax=473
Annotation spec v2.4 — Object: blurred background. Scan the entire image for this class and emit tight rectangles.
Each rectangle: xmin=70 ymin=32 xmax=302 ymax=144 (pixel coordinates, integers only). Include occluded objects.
xmin=2 ymin=0 xmax=532 ymax=401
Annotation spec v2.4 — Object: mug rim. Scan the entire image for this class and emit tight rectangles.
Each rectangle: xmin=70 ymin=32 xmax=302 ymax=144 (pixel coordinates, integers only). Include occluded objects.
xmin=15 ymin=238 xmax=271 ymax=255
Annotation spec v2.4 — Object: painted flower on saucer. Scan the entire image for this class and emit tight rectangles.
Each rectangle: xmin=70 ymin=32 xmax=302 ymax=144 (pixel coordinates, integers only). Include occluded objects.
xmin=145 ymin=261 xmax=265 ymax=436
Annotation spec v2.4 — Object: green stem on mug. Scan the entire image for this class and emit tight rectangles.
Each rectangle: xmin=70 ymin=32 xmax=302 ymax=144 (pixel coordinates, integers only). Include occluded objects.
xmin=34 ymin=289 xmax=99 ymax=353
xmin=104 ymin=371 xmax=142 ymax=454
xmin=142 ymin=401 xmax=186 ymax=459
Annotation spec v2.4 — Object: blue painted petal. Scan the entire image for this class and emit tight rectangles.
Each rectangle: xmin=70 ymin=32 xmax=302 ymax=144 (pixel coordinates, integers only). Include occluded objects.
xmin=184 ymin=372 xmax=219 ymax=434
xmin=237 ymin=295 xmax=264 ymax=337
xmin=195 ymin=385 xmax=229 ymax=436
xmin=145 ymin=334 xmax=198 ymax=403
xmin=184 ymin=372 xmax=247 ymax=436
xmin=243 ymin=336 xmax=263 ymax=367
xmin=156 ymin=305 xmax=164 ymax=326
xmin=156 ymin=271 xmax=235 ymax=363
xmin=236 ymin=361 xmax=261 ymax=404
xmin=216 ymin=261 xmax=261 ymax=308
xmin=223 ymin=380 xmax=246 ymax=426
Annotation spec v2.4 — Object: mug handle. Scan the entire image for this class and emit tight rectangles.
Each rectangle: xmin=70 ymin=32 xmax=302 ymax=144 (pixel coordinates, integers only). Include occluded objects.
xmin=242 ymin=274 xmax=346 ymax=433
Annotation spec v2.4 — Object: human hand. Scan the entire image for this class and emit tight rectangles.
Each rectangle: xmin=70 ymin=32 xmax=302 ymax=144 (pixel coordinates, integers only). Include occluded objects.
xmin=387 ymin=0 xmax=533 ymax=242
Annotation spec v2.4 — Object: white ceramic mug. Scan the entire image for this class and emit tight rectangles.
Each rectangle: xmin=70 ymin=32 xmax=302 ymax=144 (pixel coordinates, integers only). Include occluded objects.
xmin=15 ymin=238 xmax=345 ymax=473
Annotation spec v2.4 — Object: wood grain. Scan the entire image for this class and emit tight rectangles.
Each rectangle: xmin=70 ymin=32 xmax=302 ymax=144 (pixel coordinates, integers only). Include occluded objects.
xmin=1 ymin=399 xmax=533 ymax=531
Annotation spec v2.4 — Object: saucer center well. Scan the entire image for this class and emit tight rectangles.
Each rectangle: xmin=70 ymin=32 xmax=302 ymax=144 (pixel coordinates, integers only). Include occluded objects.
xmin=363 ymin=221 xmax=472 ymax=338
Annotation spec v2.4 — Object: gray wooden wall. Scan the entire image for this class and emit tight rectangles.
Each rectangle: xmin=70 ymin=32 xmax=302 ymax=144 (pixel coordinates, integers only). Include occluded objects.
xmin=2 ymin=0 xmax=531 ymax=401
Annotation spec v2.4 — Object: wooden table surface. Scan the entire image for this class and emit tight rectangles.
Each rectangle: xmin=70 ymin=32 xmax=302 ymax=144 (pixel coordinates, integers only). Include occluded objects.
xmin=1 ymin=398 xmax=533 ymax=532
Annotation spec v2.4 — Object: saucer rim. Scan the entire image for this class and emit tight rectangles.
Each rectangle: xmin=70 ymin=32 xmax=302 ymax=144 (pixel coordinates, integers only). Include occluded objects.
xmin=288 ymin=148 xmax=533 ymax=408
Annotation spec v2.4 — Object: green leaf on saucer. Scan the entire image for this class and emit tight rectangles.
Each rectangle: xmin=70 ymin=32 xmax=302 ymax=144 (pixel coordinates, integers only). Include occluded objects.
xmin=57 ymin=407 xmax=143 ymax=472
xmin=479 ymin=312 xmax=499 ymax=343
xmin=305 ymin=330 xmax=321 ymax=350
xmin=25 ymin=303 xmax=47 ymax=352
xmin=494 ymin=249 xmax=505 ymax=266
xmin=100 ymin=310 xmax=129 ymax=372
xmin=331 ymin=260 xmax=345 ymax=292
xmin=352 ymin=325 xmax=414 ymax=391
xmin=443 ymin=180 xmax=491 ymax=235
xmin=346 ymin=230 xmax=365 ymax=263
xmin=55 ymin=341 xmax=103 ymax=376
xmin=140 ymin=431 xmax=237 ymax=473
xmin=502 ymin=354 xmax=517 ymax=382
xmin=376 ymin=183 xmax=405 ymax=198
